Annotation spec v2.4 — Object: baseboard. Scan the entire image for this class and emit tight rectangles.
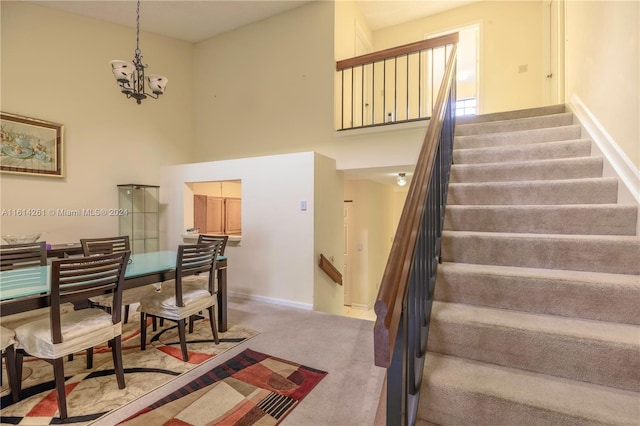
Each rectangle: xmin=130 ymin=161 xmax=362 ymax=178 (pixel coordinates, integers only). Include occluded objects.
xmin=567 ymin=95 xmax=640 ymax=206
xmin=228 ymin=290 xmax=314 ymax=311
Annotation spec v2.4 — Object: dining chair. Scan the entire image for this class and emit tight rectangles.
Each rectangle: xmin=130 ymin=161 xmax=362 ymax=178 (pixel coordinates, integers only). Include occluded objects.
xmin=1 ymin=325 xmax=20 ymax=402
xmin=138 ymin=242 xmax=223 ymax=362
xmin=0 ymin=242 xmax=80 ymax=364
xmin=197 ymin=234 xmax=229 ymax=255
xmin=13 ymin=251 xmax=130 ymax=419
xmin=161 ymin=234 xmax=228 ymax=293
xmin=81 ymin=236 xmax=159 ymax=324
xmin=0 ymin=241 xmax=47 ymax=271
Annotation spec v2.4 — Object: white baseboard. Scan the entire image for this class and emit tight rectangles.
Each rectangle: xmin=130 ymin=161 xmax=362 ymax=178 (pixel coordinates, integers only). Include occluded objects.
xmin=228 ymin=291 xmax=313 ymax=311
xmin=568 ymin=94 xmax=640 ymax=205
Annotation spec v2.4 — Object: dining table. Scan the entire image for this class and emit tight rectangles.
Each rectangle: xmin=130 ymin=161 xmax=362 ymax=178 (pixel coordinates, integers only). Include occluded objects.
xmin=0 ymin=250 xmax=229 ymax=332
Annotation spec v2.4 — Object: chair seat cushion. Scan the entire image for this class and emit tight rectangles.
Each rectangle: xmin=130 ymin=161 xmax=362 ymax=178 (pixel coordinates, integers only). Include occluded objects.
xmin=14 ymin=309 xmax=121 ymax=359
xmin=160 ymin=276 xmax=210 ymax=293
xmin=137 ymin=288 xmax=214 ymax=321
xmin=1 ymin=326 xmax=16 ymax=350
xmin=89 ymin=284 xmax=161 ymax=308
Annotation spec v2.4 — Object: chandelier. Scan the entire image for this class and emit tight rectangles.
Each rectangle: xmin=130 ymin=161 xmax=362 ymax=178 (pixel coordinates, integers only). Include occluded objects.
xmin=109 ymin=0 xmax=167 ymax=104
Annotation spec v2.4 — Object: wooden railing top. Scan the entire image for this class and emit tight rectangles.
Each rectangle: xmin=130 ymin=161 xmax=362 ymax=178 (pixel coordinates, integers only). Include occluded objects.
xmin=373 ymin=42 xmax=458 ymax=368
xmin=336 ymin=33 xmax=459 ymax=71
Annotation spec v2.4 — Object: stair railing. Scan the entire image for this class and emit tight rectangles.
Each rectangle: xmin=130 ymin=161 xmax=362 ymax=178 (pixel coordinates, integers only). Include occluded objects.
xmin=373 ymin=39 xmax=458 ymax=425
xmin=336 ymin=33 xmax=459 ymax=130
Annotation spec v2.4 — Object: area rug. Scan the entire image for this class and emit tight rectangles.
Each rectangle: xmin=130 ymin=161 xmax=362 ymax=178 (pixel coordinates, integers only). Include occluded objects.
xmin=118 ymin=348 xmax=327 ymax=426
xmin=0 ymin=314 xmax=258 ymax=425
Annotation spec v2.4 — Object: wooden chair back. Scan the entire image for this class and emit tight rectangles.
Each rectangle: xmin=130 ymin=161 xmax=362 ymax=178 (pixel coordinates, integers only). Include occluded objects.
xmin=50 ymin=251 xmax=130 ymax=343
xmin=80 ymin=236 xmax=130 ymax=256
xmin=197 ymin=234 xmax=229 ymax=255
xmin=174 ymin=242 xmax=223 ymax=307
xmin=0 ymin=242 xmax=47 ymax=271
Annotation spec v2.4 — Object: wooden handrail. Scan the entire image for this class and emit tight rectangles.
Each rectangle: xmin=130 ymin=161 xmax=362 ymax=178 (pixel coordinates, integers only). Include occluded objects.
xmin=336 ymin=33 xmax=459 ymax=71
xmin=319 ymin=254 xmax=342 ymax=285
xmin=373 ymin=43 xmax=458 ymax=368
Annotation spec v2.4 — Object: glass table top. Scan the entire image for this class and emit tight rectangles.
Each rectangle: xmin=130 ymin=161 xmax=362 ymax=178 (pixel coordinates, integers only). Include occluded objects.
xmin=0 ymin=251 xmax=227 ymax=302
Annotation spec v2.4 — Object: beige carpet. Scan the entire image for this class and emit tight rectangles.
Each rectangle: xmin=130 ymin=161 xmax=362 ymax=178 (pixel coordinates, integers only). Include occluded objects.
xmin=0 ymin=314 xmax=258 ymax=425
xmin=418 ymin=105 xmax=640 ymax=424
xmin=94 ymin=297 xmax=386 ymax=426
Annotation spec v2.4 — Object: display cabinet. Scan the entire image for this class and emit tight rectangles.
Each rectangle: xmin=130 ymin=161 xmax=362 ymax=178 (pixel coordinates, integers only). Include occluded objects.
xmin=118 ymin=184 xmax=159 ymax=254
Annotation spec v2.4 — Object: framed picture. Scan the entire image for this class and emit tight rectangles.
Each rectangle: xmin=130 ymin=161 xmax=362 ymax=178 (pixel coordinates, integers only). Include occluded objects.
xmin=0 ymin=112 xmax=64 ymax=177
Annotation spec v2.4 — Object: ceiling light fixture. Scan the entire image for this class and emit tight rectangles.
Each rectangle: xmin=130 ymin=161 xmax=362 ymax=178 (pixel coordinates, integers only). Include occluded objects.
xmin=397 ymin=173 xmax=407 ymax=187
xmin=109 ymin=0 xmax=168 ymax=105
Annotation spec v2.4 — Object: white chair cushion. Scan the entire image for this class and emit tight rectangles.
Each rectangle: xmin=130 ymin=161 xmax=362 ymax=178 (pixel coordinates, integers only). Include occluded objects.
xmin=14 ymin=308 xmax=121 ymax=359
xmin=89 ymin=284 xmax=161 ymax=308
xmin=137 ymin=288 xmax=215 ymax=321
xmin=1 ymin=326 xmax=16 ymax=350
xmin=0 ymin=304 xmax=75 ymax=330
xmin=160 ymin=275 xmax=210 ymax=293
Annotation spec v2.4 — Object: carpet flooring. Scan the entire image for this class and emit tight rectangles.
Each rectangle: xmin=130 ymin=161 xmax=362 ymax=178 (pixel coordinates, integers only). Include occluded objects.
xmin=118 ymin=348 xmax=327 ymax=426
xmin=0 ymin=314 xmax=258 ymax=425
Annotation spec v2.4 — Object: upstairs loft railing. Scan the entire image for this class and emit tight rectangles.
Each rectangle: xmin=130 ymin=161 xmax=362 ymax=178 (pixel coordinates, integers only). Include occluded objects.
xmin=336 ymin=33 xmax=458 ymax=131
xmin=373 ymin=39 xmax=458 ymax=425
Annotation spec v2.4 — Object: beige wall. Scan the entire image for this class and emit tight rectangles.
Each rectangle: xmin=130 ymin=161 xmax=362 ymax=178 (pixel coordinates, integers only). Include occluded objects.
xmin=192 ymin=1 xmax=335 ymax=162
xmin=373 ymin=1 xmax=545 ymax=114
xmin=313 ymin=154 xmax=345 ymax=314
xmin=565 ymin=1 xmax=639 ymax=169
xmin=0 ymin=2 xmax=194 ymax=245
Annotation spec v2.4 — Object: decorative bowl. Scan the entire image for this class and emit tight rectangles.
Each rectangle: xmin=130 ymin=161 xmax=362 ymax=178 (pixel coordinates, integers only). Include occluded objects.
xmin=2 ymin=233 xmax=42 ymax=244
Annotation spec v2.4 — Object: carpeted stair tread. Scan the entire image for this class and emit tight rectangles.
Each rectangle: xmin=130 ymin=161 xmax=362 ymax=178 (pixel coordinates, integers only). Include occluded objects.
xmin=453 ymin=139 xmax=592 ymax=164
xmin=447 ymin=177 xmax=618 ymax=205
xmin=453 ymin=125 xmax=581 ymax=150
xmin=443 ymin=204 xmax=638 ymax=235
xmin=450 ymin=156 xmax=603 ymax=183
xmin=455 ymin=104 xmax=566 ymax=125
xmin=427 ymin=301 xmax=640 ymax=391
xmin=441 ymin=231 xmax=640 ymax=274
xmin=435 ymin=262 xmax=640 ymax=324
xmin=418 ymin=353 xmax=640 ymax=426
xmin=455 ymin=112 xmax=574 ymax=136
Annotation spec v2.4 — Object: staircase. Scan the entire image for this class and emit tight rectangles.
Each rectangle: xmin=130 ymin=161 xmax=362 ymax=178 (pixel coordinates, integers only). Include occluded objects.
xmin=417 ymin=105 xmax=640 ymax=425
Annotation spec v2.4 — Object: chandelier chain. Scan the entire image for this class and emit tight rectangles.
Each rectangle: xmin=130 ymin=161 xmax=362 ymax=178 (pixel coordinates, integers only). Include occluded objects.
xmin=135 ymin=0 xmax=142 ymax=61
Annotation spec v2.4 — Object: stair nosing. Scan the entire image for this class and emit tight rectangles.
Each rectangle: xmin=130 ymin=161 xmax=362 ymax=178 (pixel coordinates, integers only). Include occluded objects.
xmin=438 ymin=262 xmax=640 ymax=284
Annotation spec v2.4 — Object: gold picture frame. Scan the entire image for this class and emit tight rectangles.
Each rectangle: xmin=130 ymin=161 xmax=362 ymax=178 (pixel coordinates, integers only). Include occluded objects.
xmin=0 ymin=112 xmax=64 ymax=177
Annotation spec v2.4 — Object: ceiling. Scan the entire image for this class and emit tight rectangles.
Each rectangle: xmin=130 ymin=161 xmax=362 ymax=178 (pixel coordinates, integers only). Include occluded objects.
xmin=27 ymin=0 xmax=476 ymax=43
xmin=25 ymin=0 xmax=475 ymax=187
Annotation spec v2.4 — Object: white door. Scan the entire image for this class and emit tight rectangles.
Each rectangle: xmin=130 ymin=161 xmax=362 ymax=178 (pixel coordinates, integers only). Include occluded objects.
xmin=343 ymin=202 xmax=353 ymax=306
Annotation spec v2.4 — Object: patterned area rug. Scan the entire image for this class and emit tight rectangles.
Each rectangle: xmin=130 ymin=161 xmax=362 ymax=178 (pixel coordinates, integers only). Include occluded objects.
xmin=0 ymin=314 xmax=258 ymax=425
xmin=118 ymin=348 xmax=327 ymax=426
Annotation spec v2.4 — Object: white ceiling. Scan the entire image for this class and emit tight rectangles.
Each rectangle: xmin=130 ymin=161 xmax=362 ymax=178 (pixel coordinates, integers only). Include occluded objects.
xmin=25 ymin=0 xmax=475 ymax=187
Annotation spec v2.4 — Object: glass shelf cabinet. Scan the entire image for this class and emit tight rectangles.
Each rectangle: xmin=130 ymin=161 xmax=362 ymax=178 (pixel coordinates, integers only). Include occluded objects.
xmin=118 ymin=184 xmax=159 ymax=254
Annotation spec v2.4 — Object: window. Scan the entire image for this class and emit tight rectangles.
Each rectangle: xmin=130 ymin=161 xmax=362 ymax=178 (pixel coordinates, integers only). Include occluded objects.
xmin=456 ymin=98 xmax=477 ymax=116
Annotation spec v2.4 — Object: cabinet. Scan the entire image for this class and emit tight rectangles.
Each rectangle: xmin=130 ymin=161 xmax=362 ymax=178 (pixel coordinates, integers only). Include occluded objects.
xmin=194 ymin=195 xmax=241 ymax=235
xmin=118 ymin=184 xmax=159 ymax=253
